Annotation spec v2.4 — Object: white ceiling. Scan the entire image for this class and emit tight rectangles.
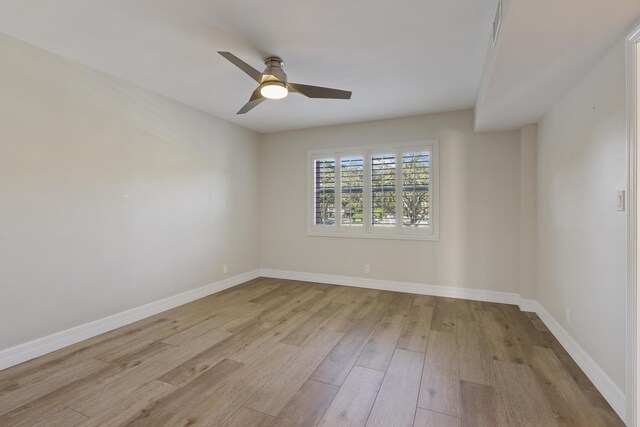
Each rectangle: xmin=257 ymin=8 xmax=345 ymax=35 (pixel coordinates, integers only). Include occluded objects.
xmin=474 ymin=0 xmax=640 ymax=132
xmin=1 ymin=1 xmax=639 ymax=134
xmin=0 ymin=0 xmax=497 ymax=133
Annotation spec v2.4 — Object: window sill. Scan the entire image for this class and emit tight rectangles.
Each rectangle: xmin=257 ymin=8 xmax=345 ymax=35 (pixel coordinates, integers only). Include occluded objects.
xmin=307 ymin=231 xmax=439 ymax=241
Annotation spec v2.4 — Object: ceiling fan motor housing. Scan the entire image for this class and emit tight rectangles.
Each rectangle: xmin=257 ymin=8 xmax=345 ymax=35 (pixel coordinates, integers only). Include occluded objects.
xmin=263 ymin=57 xmax=287 ymax=83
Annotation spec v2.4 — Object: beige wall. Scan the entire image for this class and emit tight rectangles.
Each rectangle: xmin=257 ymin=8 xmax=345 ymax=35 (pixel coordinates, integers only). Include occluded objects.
xmin=520 ymin=124 xmax=537 ymax=299
xmin=0 ymin=34 xmax=260 ymax=350
xmin=537 ymin=40 xmax=627 ymax=389
xmin=259 ymin=110 xmax=523 ymax=293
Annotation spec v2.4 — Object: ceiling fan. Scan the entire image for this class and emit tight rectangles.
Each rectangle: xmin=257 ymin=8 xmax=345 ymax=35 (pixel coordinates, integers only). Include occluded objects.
xmin=218 ymin=52 xmax=352 ymax=114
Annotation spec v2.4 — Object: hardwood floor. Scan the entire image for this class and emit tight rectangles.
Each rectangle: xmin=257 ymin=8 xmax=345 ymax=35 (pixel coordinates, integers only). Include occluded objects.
xmin=0 ymin=278 xmax=624 ymax=426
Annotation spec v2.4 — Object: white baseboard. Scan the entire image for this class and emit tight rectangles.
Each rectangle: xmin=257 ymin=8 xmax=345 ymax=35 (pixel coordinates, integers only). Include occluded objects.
xmin=259 ymin=268 xmax=627 ymax=423
xmin=259 ymin=268 xmax=522 ymax=305
xmin=518 ymin=298 xmax=540 ymax=312
xmin=0 ymin=269 xmax=260 ymax=371
xmin=524 ymin=300 xmax=627 ymax=423
xmin=0 ymin=267 xmax=627 ymax=424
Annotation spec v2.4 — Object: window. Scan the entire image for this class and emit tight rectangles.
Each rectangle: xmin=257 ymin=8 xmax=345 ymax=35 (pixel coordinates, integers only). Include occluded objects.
xmin=340 ymin=156 xmax=364 ymax=227
xmin=371 ymin=154 xmax=396 ymax=228
xmin=313 ymin=158 xmax=336 ymax=225
xmin=309 ymin=141 xmax=439 ymax=240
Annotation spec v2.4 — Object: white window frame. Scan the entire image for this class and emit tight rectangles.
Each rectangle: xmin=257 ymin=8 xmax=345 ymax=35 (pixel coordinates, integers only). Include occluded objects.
xmin=307 ymin=140 xmax=439 ymax=241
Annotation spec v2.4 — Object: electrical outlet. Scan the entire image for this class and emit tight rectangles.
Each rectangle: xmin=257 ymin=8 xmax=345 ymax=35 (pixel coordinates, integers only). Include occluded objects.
xmin=364 ymin=264 xmax=371 ymax=274
xmin=223 ymin=264 xmax=228 ymax=274
xmin=566 ymin=308 xmax=572 ymax=325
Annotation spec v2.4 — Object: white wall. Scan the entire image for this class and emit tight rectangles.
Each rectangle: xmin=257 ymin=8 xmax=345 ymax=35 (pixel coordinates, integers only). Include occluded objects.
xmin=259 ymin=110 xmax=523 ymax=293
xmin=537 ymin=40 xmax=627 ymax=390
xmin=0 ymin=34 xmax=260 ymax=350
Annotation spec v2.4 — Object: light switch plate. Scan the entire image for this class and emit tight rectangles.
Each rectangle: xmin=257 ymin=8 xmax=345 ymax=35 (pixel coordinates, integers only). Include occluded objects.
xmin=617 ymin=191 xmax=625 ymax=212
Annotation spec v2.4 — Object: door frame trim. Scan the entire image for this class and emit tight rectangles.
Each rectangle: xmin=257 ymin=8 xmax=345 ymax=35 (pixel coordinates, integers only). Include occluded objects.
xmin=626 ymin=21 xmax=640 ymax=427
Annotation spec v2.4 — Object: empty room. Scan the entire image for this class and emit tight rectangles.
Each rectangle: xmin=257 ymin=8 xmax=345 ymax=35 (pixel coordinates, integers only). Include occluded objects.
xmin=1 ymin=0 xmax=640 ymax=426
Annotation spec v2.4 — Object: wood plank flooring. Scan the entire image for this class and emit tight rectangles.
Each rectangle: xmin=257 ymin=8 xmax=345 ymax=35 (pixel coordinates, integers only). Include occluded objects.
xmin=0 ymin=278 xmax=625 ymax=426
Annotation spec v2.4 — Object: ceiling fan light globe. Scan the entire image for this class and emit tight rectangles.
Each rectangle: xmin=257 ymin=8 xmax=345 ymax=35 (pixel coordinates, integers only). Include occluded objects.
xmin=260 ymin=81 xmax=288 ymax=100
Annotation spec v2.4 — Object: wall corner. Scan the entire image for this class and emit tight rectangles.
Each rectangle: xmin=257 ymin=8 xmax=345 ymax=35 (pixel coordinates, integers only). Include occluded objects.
xmin=519 ymin=123 xmax=538 ymax=300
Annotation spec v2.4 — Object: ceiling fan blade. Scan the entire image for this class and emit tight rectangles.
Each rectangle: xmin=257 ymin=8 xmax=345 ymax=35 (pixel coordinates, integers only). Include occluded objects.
xmin=218 ymin=51 xmax=263 ymax=83
xmin=288 ymin=82 xmax=352 ymax=99
xmin=237 ymin=87 xmax=265 ymax=114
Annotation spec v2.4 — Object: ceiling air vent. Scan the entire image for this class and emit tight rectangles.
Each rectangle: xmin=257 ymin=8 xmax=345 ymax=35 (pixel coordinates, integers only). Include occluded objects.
xmin=492 ymin=0 xmax=502 ymax=48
